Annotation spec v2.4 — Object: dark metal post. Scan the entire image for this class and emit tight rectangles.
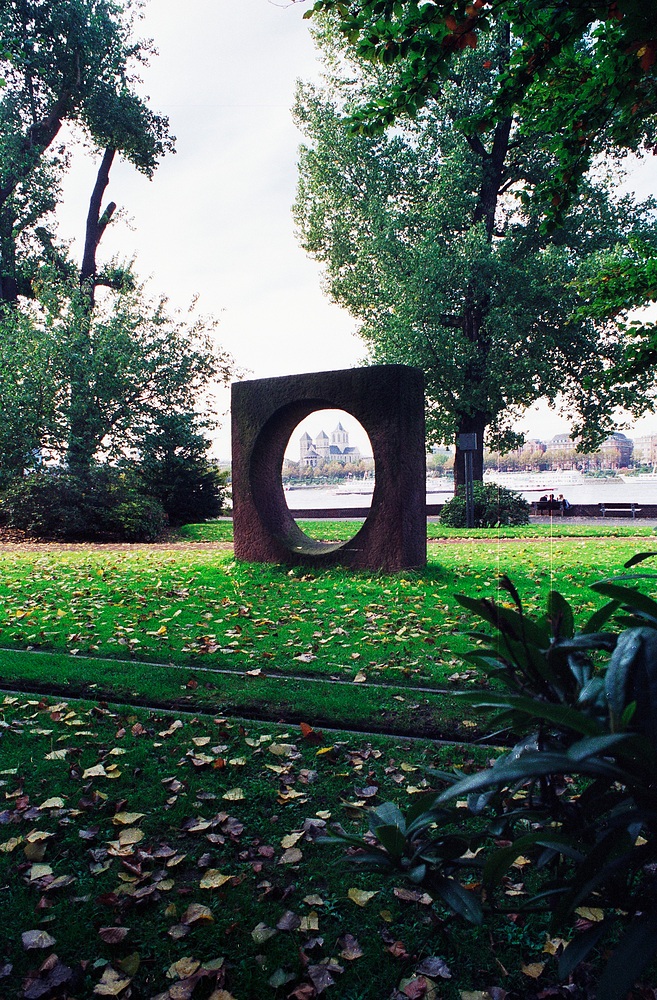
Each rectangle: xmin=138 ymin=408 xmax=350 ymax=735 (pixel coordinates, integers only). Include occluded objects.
xmin=458 ymin=433 xmax=477 ymax=529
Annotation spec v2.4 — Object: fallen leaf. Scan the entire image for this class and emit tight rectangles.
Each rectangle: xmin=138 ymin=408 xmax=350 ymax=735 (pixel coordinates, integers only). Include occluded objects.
xmin=112 ymin=812 xmax=144 ymax=826
xmin=181 ymin=903 xmax=214 ymax=926
xmin=348 ymin=888 xmax=378 ymax=907
xmin=279 ymin=847 xmax=303 ymax=864
xmin=521 ymin=962 xmax=545 ymax=978
xmin=28 ymin=864 xmax=53 ymax=881
xmin=98 ymin=927 xmax=130 ymax=945
xmin=574 ymin=906 xmax=604 ymax=922
xmin=251 ymin=922 xmax=277 ymax=944
xmin=416 ymin=956 xmax=451 ymax=979
xmin=222 ymin=788 xmax=245 ymax=801
xmin=200 ymin=870 xmax=233 ymax=890
xmin=276 ymin=910 xmax=301 ymax=931
xmin=339 ymin=933 xmax=363 ymax=960
xmin=21 ymin=930 xmax=56 ymax=950
xmin=166 ymin=957 xmax=201 ymax=980
xmin=82 ymin=764 xmax=108 ymax=779
xmin=39 ymin=797 xmax=64 ymax=810
xmin=93 ymin=966 xmax=132 ymax=995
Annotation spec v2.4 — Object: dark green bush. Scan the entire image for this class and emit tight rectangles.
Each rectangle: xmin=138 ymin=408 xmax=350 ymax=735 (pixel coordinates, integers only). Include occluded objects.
xmin=4 ymin=468 xmax=167 ymax=541
xmin=439 ymin=481 xmax=529 ymax=527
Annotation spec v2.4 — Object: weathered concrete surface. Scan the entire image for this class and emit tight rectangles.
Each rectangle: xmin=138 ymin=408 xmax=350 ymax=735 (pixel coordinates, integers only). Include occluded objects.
xmin=231 ymin=366 xmax=426 ymax=570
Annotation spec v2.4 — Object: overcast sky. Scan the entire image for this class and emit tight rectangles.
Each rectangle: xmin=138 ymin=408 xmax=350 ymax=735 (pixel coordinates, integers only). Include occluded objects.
xmin=55 ymin=0 xmax=657 ymax=459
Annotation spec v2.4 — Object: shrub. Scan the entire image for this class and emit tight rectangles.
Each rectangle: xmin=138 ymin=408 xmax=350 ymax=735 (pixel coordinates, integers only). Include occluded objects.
xmin=4 ymin=468 xmax=167 ymax=542
xmin=136 ymin=457 xmax=228 ymax=526
xmin=439 ymin=481 xmax=529 ymax=527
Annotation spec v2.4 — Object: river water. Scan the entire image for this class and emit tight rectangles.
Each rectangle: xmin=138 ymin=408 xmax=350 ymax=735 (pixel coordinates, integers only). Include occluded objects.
xmin=284 ymin=474 xmax=657 ymax=510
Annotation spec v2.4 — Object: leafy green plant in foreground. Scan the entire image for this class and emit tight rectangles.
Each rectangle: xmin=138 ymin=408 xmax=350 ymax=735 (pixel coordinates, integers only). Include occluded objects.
xmin=335 ymin=554 xmax=657 ymax=998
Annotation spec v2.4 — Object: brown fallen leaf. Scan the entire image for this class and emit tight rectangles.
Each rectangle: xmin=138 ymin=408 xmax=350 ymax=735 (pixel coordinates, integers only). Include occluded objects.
xmin=415 ymin=956 xmax=451 ymax=979
xmin=276 ymin=910 xmax=301 ymax=932
xmin=339 ymin=933 xmax=363 ymax=960
xmin=98 ymin=927 xmax=130 ymax=945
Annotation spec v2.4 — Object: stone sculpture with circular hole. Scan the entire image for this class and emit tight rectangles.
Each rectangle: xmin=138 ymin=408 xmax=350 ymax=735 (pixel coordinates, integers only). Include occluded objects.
xmin=231 ymin=365 xmax=426 ymax=570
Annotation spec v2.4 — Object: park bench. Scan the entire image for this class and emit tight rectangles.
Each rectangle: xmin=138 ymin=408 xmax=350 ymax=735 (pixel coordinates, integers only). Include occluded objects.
xmin=598 ymin=502 xmax=641 ymax=519
xmin=531 ymin=500 xmax=565 ymax=516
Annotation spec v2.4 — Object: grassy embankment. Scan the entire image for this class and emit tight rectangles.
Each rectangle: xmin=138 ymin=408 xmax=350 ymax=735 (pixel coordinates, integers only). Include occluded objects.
xmin=0 ymin=529 xmax=654 ymax=736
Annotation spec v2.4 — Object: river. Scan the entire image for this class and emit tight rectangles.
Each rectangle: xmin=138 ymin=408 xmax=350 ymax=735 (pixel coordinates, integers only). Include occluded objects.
xmin=284 ymin=473 xmax=657 ymax=509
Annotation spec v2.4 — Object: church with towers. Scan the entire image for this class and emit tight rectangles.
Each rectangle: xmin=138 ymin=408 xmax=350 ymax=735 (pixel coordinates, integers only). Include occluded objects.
xmin=299 ymin=422 xmax=362 ymax=467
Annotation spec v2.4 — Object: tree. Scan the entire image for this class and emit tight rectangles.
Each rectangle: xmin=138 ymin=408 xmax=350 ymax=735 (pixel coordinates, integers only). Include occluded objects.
xmin=133 ymin=412 xmax=228 ymax=525
xmin=294 ymin=20 xmax=657 ymax=485
xmin=302 ymin=0 xmax=657 ymax=218
xmin=0 ymin=0 xmax=174 ymax=303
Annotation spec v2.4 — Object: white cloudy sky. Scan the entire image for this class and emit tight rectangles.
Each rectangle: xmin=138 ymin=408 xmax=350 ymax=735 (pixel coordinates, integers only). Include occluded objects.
xmin=54 ymin=0 xmax=657 ymax=460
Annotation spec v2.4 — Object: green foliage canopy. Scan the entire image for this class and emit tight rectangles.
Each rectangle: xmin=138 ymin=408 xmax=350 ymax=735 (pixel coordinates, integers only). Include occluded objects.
xmin=303 ymin=0 xmax=657 ymax=218
xmin=293 ymin=21 xmax=657 ymax=482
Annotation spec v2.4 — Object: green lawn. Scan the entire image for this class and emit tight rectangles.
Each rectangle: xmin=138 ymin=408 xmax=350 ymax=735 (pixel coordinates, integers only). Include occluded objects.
xmin=0 ymin=538 xmax=651 ymax=688
xmin=177 ymin=519 xmax=657 ymax=543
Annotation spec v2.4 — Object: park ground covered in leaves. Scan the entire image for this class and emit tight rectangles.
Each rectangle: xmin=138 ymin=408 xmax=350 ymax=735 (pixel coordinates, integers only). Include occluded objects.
xmin=0 ymin=693 xmax=615 ymax=1000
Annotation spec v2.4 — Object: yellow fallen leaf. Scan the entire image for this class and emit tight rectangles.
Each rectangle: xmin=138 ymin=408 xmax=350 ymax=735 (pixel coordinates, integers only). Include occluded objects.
xmin=181 ymin=903 xmax=214 ymax=925
xmin=166 ymin=957 xmax=201 ymax=980
xmin=279 ymin=847 xmax=303 ymax=865
xmin=192 ymin=736 xmax=211 ymax=746
xmin=82 ymin=764 xmax=108 ymax=779
xmin=39 ymin=797 xmax=64 ymax=809
xmin=28 ymin=863 xmax=53 ymax=881
xmin=521 ymin=962 xmax=545 ymax=979
xmin=269 ymin=743 xmax=295 ymax=757
xmin=94 ymin=966 xmax=132 ymax=995
xmin=200 ymin=870 xmax=233 ymax=890
xmin=222 ymin=787 xmax=245 ymax=801
xmin=280 ymin=832 xmax=304 ymax=849
xmin=303 ymin=894 xmax=324 ymax=906
xmin=112 ymin=812 xmax=145 ymax=826
xmin=44 ymin=749 xmax=68 ymax=760
xmin=299 ymin=911 xmax=319 ymax=932
xmin=543 ymin=935 xmax=569 ymax=955
xmin=379 ymin=909 xmax=393 ymax=922
xmin=25 ymin=830 xmax=54 ymax=843
xmin=0 ymin=837 xmax=23 ymax=853
xmin=575 ymin=906 xmax=604 ymax=922
xmin=348 ymin=888 xmax=378 ymax=907
xmin=118 ymin=828 xmax=144 ymax=847
xmin=353 ymin=671 xmax=367 ymax=683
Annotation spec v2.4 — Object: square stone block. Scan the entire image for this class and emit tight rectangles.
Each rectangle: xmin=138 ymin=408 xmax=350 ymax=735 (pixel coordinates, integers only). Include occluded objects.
xmin=231 ymin=365 xmax=426 ymax=571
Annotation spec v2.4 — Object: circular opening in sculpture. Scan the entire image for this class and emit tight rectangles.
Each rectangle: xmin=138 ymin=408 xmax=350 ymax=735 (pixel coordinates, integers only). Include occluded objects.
xmin=283 ymin=409 xmax=375 ymax=541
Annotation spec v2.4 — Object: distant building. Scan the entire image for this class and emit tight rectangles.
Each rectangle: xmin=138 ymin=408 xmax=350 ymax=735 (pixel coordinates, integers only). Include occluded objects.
xmin=599 ymin=432 xmax=633 ymax=468
xmin=300 ymin=423 xmax=362 ymax=467
xmin=634 ymin=434 xmax=657 ymax=466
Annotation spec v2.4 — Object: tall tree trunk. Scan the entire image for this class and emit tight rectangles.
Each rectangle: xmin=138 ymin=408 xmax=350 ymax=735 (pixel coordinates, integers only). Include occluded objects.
xmin=67 ymin=148 xmax=116 ymax=476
